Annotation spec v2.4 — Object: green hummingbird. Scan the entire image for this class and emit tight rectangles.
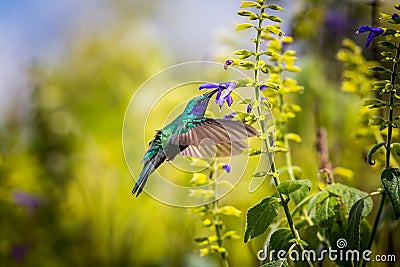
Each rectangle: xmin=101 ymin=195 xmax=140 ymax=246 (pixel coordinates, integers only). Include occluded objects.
xmin=132 ymin=88 xmax=258 ymax=196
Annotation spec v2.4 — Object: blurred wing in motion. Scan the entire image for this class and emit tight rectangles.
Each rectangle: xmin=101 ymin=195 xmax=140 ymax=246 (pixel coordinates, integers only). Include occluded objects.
xmin=176 ymin=118 xmax=258 ymax=158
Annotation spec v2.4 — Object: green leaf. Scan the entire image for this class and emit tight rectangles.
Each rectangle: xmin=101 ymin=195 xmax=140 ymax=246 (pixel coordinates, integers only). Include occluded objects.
xmin=373 ymin=80 xmax=391 ymax=92
xmin=347 ymin=198 xmax=365 ymax=250
xmin=369 ymin=116 xmax=387 ymax=129
xmin=244 ymin=148 xmax=262 ymax=156
xmin=233 ymin=49 xmax=254 ymax=59
xmin=261 ymin=260 xmax=290 ymax=267
xmin=265 ymin=4 xmax=285 ymax=11
xmin=264 ymin=15 xmax=283 ymax=22
xmin=244 ymin=197 xmax=280 ymax=242
xmin=285 ymin=133 xmax=302 ymax=143
xmin=378 ymin=41 xmax=397 ymax=49
xmin=359 ymin=219 xmax=372 ymax=251
xmin=381 ymin=167 xmax=400 ymax=219
xmin=264 ymin=81 xmax=280 ymax=90
xmin=382 ymin=28 xmax=398 ymax=37
xmin=237 ymin=111 xmax=257 ymax=124
xmin=370 ymin=66 xmax=392 ymax=74
xmin=222 ymin=231 xmax=240 ymax=240
xmin=367 ymin=142 xmax=385 ymax=165
xmin=235 ymin=23 xmax=254 ymax=31
xmin=381 ymin=51 xmax=396 ymax=58
xmin=263 ymin=25 xmax=284 ymax=36
xmin=326 ymin=184 xmax=373 ymax=217
xmin=237 ymin=10 xmax=258 ymax=19
xmin=252 ymin=170 xmax=268 ymax=177
xmin=235 ymin=77 xmax=254 ymax=87
xmin=292 ymin=238 xmax=308 ymax=246
xmin=285 ymin=65 xmax=301 ymax=73
xmin=291 ymin=194 xmax=313 ymax=215
xmin=190 ymin=173 xmax=209 ymax=186
xmin=307 ymin=190 xmax=330 ymax=212
xmin=363 ymin=98 xmax=387 ymax=109
xmin=199 ymin=248 xmax=210 ymax=256
xmin=240 ymin=1 xmax=261 ymax=8
xmin=216 ymin=205 xmax=242 ymax=217
xmin=392 ymin=143 xmax=400 ymax=156
xmin=299 ymin=225 xmax=319 ymax=250
xmin=277 ymin=179 xmax=311 ymax=196
xmin=194 ymin=237 xmax=209 ymax=243
xmin=239 ymin=60 xmax=256 ymax=69
xmin=268 ymin=228 xmax=294 ymax=260
xmin=315 ymin=196 xmax=339 ymax=223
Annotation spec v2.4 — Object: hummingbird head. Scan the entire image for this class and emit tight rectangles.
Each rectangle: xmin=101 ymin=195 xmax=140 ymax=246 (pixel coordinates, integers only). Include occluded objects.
xmin=182 ymin=89 xmax=219 ymax=117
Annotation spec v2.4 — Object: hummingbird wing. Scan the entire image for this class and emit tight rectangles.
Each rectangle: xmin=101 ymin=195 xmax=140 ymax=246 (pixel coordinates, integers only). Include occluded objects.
xmin=175 ymin=118 xmax=258 ymax=158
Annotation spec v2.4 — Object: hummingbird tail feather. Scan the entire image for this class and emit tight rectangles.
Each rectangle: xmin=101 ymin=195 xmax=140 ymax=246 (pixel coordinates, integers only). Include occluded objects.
xmin=132 ymin=150 xmax=166 ymax=197
xmin=132 ymin=162 xmax=152 ymax=197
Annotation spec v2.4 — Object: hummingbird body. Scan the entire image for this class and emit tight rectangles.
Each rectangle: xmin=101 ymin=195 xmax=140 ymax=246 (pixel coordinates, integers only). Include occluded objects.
xmin=132 ymin=89 xmax=258 ymax=196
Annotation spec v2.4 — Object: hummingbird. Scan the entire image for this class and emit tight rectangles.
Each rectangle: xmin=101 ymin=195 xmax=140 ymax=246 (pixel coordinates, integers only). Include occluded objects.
xmin=132 ymin=88 xmax=258 ymax=196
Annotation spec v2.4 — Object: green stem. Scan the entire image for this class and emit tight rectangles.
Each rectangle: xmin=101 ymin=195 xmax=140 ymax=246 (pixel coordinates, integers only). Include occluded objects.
xmin=362 ymin=43 xmax=400 ymax=267
xmin=211 ymin=163 xmax=230 ymax=267
xmin=277 ymin=58 xmax=295 ymax=181
xmin=213 ymin=200 xmax=229 ymax=267
xmin=253 ymin=8 xmax=313 ymax=267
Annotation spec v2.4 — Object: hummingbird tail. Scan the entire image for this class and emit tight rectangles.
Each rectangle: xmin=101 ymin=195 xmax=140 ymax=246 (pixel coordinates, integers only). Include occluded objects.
xmin=132 ymin=150 xmax=166 ymax=197
xmin=132 ymin=162 xmax=151 ymax=197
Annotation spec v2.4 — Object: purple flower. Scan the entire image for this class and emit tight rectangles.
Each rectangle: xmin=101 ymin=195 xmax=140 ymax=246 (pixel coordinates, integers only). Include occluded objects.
xmin=246 ymin=104 xmax=252 ymax=113
xmin=223 ymin=112 xmax=236 ymax=120
xmin=222 ymin=164 xmax=231 ymax=173
xmin=11 ymin=244 xmax=29 ymax=262
xmin=259 ymin=85 xmax=267 ymax=91
xmin=12 ymin=190 xmax=44 ymax=213
xmin=324 ymin=10 xmax=349 ymax=37
xmin=393 ymin=13 xmax=399 ymax=20
xmin=224 ymin=59 xmax=233 ymax=70
xmin=356 ymin=25 xmax=384 ymax=48
xmin=199 ymin=81 xmax=237 ymax=108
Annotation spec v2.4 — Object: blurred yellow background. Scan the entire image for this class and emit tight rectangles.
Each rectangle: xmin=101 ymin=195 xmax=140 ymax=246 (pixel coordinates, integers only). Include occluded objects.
xmin=1 ymin=1 xmax=399 ymax=266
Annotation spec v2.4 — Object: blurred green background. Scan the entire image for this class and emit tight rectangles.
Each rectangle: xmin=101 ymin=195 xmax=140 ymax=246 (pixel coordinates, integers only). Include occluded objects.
xmin=1 ymin=0 xmax=399 ymax=266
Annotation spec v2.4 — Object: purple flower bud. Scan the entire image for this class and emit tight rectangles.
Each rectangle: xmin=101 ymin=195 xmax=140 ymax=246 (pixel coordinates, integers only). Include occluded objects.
xmin=223 ymin=112 xmax=236 ymax=120
xmin=259 ymin=85 xmax=267 ymax=91
xmin=222 ymin=164 xmax=231 ymax=173
xmin=393 ymin=13 xmax=399 ymax=20
xmin=246 ymin=103 xmax=252 ymax=113
xmin=224 ymin=59 xmax=233 ymax=70
xmin=270 ymin=139 xmax=275 ymax=147
xmin=356 ymin=25 xmax=384 ymax=48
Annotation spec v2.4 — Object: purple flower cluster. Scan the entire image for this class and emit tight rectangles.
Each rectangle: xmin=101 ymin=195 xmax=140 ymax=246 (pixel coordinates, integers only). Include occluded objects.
xmin=199 ymin=81 xmax=237 ymax=108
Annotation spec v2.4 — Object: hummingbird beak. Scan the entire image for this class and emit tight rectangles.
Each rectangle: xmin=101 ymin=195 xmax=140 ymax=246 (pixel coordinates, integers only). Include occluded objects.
xmin=203 ymin=88 xmax=219 ymax=98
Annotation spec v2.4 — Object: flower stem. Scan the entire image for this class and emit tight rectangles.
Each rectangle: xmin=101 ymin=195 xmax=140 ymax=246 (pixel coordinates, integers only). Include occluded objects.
xmin=253 ymin=7 xmax=313 ymax=267
xmin=211 ymin=163 xmax=230 ymax=267
xmin=362 ymin=42 xmax=400 ymax=267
